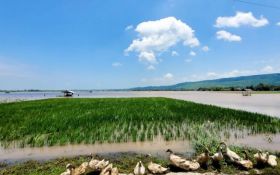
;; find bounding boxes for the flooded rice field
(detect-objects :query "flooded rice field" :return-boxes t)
[0,91,279,163]
[1,134,279,163]
[1,91,280,117]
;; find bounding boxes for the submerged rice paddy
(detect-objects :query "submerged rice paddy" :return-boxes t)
[0,97,280,150]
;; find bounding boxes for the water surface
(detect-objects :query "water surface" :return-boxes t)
[1,91,279,117]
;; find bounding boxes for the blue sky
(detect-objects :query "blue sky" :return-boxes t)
[0,0,279,90]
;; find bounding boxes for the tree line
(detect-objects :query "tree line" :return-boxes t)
[197,83,280,91]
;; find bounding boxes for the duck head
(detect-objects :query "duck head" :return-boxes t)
[242,150,249,160]
[66,163,75,170]
[166,149,173,154]
[145,154,152,158]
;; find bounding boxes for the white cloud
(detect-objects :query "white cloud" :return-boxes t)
[139,51,157,64]
[147,65,156,70]
[112,62,122,67]
[171,51,179,56]
[223,70,250,77]
[207,72,218,77]
[189,51,196,56]
[164,73,173,80]
[185,59,192,63]
[125,17,199,64]
[202,46,209,52]
[125,25,133,31]
[277,22,280,26]
[216,30,241,42]
[215,11,269,28]
[261,65,274,73]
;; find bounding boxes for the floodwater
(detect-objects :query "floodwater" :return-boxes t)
[0,137,192,163]
[0,134,279,163]
[1,91,280,117]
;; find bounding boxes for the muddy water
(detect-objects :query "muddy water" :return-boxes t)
[0,138,192,163]
[228,133,280,151]
[1,134,280,163]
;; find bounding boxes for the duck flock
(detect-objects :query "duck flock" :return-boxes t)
[60,142,278,175]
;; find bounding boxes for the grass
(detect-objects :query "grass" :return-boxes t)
[0,153,168,175]
[0,97,280,148]
[0,152,279,175]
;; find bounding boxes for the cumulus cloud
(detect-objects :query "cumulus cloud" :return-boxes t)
[164,73,174,80]
[112,62,122,67]
[125,25,133,31]
[139,51,157,63]
[171,51,179,56]
[261,65,274,73]
[202,46,209,52]
[277,22,280,26]
[216,30,241,42]
[125,17,199,64]
[189,51,196,56]
[215,11,269,28]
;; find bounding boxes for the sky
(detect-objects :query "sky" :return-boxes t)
[0,0,280,90]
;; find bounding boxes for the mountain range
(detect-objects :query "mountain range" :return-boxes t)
[130,73,280,91]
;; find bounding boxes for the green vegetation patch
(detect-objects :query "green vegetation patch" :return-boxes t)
[0,152,279,175]
[0,98,279,147]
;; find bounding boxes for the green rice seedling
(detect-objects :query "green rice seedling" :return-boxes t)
[0,97,279,148]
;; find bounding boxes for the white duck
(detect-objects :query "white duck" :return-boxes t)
[254,150,269,165]
[187,160,200,171]
[60,164,75,175]
[220,142,241,162]
[147,161,169,174]
[267,154,277,167]
[166,149,200,171]
[211,146,223,162]
[134,161,146,175]
[236,151,253,170]
[100,163,119,175]
[88,154,101,171]
[146,154,168,174]
[96,159,110,171]
[73,162,91,175]
[111,166,119,175]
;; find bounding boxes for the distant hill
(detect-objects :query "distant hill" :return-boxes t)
[131,73,280,91]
